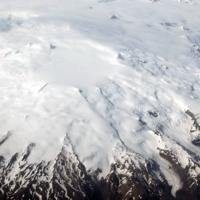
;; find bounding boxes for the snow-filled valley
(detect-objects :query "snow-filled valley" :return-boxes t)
[0,0,200,199]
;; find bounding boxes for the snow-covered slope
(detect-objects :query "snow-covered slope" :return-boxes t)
[0,0,200,199]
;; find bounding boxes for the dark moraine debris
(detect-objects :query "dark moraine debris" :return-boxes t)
[50,43,56,49]
[148,110,159,118]
[110,14,118,20]
[0,131,12,146]
[192,138,200,146]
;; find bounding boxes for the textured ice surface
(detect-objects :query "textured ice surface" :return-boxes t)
[0,0,200,193]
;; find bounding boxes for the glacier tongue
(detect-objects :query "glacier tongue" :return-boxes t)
[0,0,200,199]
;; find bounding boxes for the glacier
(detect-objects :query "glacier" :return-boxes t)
[0,0,200,199]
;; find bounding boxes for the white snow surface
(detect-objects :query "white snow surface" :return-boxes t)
[0,0,200,192]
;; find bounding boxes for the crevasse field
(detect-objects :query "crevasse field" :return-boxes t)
[0,0,200,199]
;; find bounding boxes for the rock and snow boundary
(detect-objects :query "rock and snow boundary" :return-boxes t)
[0,0,200,199]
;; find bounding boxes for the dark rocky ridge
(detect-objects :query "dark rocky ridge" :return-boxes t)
[185,110,200,147]
[0,136,199,200]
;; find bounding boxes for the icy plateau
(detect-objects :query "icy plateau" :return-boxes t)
[0,0,200,199]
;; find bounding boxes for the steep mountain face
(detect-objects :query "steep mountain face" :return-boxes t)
[0,0,200,199]
[0,138,199,200]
